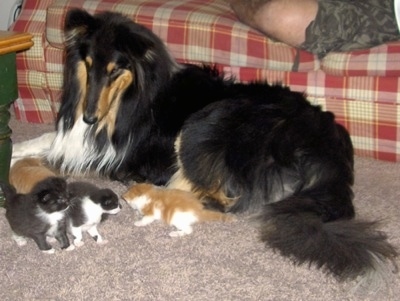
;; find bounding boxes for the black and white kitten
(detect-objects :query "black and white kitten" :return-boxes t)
[1,177,74,254]
[67,181,121,247]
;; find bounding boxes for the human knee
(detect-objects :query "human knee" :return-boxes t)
[231,0,318,47]
[256,0,318,46]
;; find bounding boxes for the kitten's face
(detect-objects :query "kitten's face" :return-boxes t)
[97,189,121,214]
[122,184,153,212]
[127,195,151,212]
[34,178,69,213]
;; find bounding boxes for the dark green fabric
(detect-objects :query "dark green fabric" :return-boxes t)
[0,52,16,207]
[301,0,400,58]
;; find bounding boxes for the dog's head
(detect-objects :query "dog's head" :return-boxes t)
[61,9,179,136]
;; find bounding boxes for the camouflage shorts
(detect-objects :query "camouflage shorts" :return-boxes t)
[301,0,400,57]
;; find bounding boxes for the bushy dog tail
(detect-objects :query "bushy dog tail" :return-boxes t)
[258,194,398,287]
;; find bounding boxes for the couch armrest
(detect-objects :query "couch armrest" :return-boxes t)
[10,0,55,72]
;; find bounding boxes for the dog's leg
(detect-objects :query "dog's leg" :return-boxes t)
[11,132,56,165]
[167,135,193,192]
[168,168,233,212]
[167,168,192,191]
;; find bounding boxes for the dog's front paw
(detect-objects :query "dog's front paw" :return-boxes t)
[12,132,57,160]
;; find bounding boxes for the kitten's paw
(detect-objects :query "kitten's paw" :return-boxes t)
[169,231,187,237]
[96,239,108,245]
[12,235,27,247]
[42,248,56,254]
[74,240,85,248]
[134,221,147,227]
[47,237,57,243]
[65,244,75,251]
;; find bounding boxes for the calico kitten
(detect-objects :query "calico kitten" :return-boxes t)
[10,157,57,194]
[0,177,73,254]
[67,181,121,247]
[122,183,233,237]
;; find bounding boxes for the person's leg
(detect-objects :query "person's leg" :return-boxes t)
[302,0,400,57]
[230,0,318,47]
[231,0,400,58]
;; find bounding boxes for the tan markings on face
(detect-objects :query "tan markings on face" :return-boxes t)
[106,62,116,74]
[85,56,93,68]
[75,60,89,121]
[96,66,134,138]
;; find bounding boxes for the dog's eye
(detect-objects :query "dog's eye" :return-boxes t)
[109,68,119,77]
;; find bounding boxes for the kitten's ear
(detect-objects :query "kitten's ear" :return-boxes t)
[100,191,117,206]
[35,189,52,204]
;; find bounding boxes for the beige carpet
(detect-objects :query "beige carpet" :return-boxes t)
[1,114,399,301]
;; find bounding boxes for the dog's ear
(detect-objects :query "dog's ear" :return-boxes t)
[65,8,96,31]
[64,9,97,44]
[115,23,158,60]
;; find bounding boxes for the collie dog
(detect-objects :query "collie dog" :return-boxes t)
[13,9,397,285]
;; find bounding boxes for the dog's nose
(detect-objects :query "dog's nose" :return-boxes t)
[83,114,98,124]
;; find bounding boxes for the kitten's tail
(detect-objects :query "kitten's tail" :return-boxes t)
[198,209,234,222]
[0,182,17,208]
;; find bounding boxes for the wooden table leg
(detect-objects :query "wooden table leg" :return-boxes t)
[0,31,33,206]
[0,52,17,207]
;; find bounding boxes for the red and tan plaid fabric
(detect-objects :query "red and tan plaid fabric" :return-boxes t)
[9,0,400,162]
[321,43,400,77]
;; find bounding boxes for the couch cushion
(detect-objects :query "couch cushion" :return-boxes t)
[45,0,319,72]
[321,42,400,77]
[45,0,400,77]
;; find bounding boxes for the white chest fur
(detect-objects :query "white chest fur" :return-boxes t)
[80,196,104,228]
[47,117,123,175]
[37,209,65,236]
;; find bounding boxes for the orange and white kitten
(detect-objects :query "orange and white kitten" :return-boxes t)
[9,157,58,194]
[122,183,233,237]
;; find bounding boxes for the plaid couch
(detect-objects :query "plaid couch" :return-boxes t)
[10,0,400,162]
